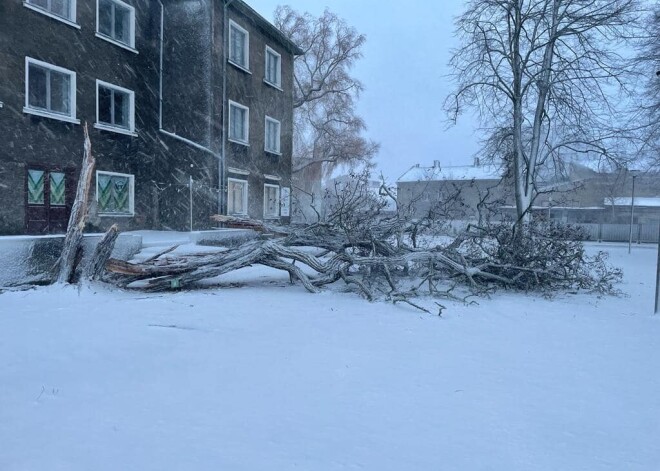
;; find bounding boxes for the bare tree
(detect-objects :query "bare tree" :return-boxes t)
[633,4,660,163]
[274,7,379,202]
[446,0,643,225]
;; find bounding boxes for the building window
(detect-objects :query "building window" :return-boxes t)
[265,116,281,154]
[24,57,78,123]
[97,0,135,50]
[264,46,281,88]
[228,178,248,215]
[49,172,66,206]
[24,0,78,25]
[228,100,249,144]
[229,20,249,70]
[264,184,280,219]
[95,80,135,135]
[27,169,66,206]
[96,171,134,216]
[27,169,45,205]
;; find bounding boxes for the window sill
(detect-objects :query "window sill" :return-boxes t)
[228,60,251,75]
[265,149,282,156]
[227,167,250,175]
[23,107,80,124]
[264,216,280,220]
[228,138,249,147]
[95,32,138,54]
[263,79,283,91]
[23,3,80,29]
[94,123,138,137]
[98,212,135,218]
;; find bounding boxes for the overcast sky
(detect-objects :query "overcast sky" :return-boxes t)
[248,0,481,181]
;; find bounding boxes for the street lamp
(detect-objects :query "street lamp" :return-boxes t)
[628,170,640,254]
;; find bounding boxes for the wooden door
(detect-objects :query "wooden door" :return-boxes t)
[25,167,75,234]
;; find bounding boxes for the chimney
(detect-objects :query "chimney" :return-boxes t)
[474,157,480,167]
[433,160,441,169]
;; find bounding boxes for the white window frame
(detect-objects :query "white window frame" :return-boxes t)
[95,0,137,53]
[227,178,249,216]
[95,79,136,136]
[264,46,282,89]
[228,100,249,145]
[263,183,280,219]
[96,170,135,217]
[228,20,250,72]
[23,0,79,28]
[24,57,79,124]
[264,116,281,155]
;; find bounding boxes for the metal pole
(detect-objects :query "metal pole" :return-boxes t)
[628,175,636,254]
[189,175,193,232]
[655,221,660,314]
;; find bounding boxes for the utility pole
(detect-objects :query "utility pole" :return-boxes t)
[628,171,639,254]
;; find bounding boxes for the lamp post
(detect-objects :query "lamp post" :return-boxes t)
[628,171,639,254]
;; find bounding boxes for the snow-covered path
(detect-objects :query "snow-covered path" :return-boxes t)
[1,244,659,470]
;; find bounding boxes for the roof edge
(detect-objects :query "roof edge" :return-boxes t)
[230,0,304,55]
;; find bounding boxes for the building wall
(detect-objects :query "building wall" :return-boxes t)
[0,0,295,234]
[220,2,294,222]
[397,179,506,220]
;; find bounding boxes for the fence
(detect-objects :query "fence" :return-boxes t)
[573,223,660,243]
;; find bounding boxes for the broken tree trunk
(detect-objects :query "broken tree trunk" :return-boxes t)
[57,123,95,284]
[83,224,119,281]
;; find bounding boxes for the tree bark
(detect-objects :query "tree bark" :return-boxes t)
[57,123,95,284]
[84,224,119,281]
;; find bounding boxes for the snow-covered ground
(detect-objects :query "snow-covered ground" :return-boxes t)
[1,243,659,470]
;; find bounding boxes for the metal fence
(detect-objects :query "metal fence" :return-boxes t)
[573,223,660,243]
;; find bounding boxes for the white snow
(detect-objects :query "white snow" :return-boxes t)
[1,243,659,470]
[605,196,660,207]
[398,164,502,183]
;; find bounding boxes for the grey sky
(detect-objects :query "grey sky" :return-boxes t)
[248,0,481,181]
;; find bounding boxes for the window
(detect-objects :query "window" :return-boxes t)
[97,0,136,50]
[228,100,249,144]
[227,179,248,215]
[95,80,135,135]
[96,171,134,216]
[27,169,45,205]
[264,46,281,88]
[280,187,290,217]
[229,21,249,70]
[24,0,78,25]
[27,169,66,206]
[264,184,280,219]
[264,116,281,154]
[24,57,78,123]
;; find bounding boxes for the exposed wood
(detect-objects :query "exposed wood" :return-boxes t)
[84,224,119,281]
[57,123,96,284]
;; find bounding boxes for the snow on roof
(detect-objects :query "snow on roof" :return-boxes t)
[397,164,502,183]
[605,197,660,207]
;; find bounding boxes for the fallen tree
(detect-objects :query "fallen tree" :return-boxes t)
[49,167,619,311]
[102,212,621,312]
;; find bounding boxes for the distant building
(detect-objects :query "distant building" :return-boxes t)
[398,159,660,226]
[0,0,302,235]
[396,160,505,220]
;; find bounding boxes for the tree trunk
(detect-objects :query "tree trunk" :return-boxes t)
[84,224,119,281]
[57,123,95,284]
